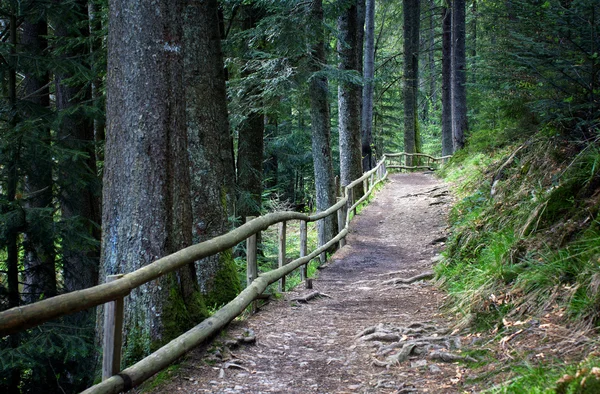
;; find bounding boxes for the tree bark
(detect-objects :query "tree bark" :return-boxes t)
[403,0,421,166]
[102,0,203,363]
[21,17,56,304]
[338,1,364,189]
[452,0,468,150]
[362,0,375,171]
[441,0,454,156]
[309,0,337,253]
[184,0,240,307]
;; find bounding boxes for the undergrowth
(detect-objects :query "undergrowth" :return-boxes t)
[437,126,600,392]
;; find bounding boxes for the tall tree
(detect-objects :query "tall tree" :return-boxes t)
[2,8,22,394]
[428,0,437,112]
[402,0,421,165]
[309,0,337,255]
[21,15,56,304]
[362,0,375,171]
[338,0,364,188]
[101,0,205,363]
[237,4,265,221]
[184,0,240,306]
[441,0,453,156]
[54,0,102,295]
[452,0,467,150]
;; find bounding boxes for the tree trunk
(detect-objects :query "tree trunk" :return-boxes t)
[102,0,204,364]
[441,0,454,156]
[403,0,421,166]
[362,0,375,171]
[429,0,437,111]
[452,0,468,150]
[21,17,56,304]
[55,0,102,295]
[88,0,106,163]
[4,10,21,394]
[184,0,240,307]
[470,0,477,85]
[309,0,337,253]
[237,5,264,221]
[338,1,364,189]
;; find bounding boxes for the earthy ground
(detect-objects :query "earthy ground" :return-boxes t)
[143,173,473,394]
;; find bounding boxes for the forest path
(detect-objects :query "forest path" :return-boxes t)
[145,173,466,394]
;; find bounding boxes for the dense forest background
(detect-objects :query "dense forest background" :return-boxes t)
[0,0,598,392]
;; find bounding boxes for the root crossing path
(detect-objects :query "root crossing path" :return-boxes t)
[148,173,465,394]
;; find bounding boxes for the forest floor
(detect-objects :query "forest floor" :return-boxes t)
[141,173,478,393]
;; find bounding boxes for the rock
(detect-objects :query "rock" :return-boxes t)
[429,364,442,373]
[411,359,428,368]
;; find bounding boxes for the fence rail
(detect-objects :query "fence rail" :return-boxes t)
[0,152,449,394]
[385,151,451,170]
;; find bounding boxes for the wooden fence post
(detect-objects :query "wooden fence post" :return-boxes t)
[335,175,341,197]
[337,197,346,248]
[300,220,308,287]
[102,274,125,381]
[278,221,287,292]
[246,217,258,313]
[363,179,368,196]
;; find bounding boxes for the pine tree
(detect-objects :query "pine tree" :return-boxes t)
[184,0,240,306]
[100,0,205,365]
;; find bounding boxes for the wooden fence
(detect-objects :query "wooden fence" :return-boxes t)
[385,152,452,171]
[0,152,449,394]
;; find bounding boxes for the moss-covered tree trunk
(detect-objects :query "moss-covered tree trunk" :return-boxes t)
[184,0,240,307]
[101,0,205,365]
[403,0,421,167]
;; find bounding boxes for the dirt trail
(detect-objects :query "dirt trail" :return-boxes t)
[146,173,466,394]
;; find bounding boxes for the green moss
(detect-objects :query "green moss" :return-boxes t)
[122,321,151,367]
[161,277,208,347]
[139,364,180,393]
[204,249,242,308]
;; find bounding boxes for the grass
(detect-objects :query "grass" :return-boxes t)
[437,127,600,392]
[479,356,600,394]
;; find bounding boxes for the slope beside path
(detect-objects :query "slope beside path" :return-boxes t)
[144,173,466,394]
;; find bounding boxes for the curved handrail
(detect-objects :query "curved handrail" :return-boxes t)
[0,152,408,394]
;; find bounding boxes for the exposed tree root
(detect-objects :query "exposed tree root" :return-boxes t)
[290,291,331,303]
[428,351,477,363]
[381,271,435,286]
[223,328,256,348]
[361,322,475,368]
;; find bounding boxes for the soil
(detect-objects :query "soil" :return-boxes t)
[141,173,469,393]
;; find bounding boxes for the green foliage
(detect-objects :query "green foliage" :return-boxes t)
[0,318,97,393]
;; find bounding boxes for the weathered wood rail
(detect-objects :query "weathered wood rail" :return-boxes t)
[0,152,448,394]
[386,152,452,171]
